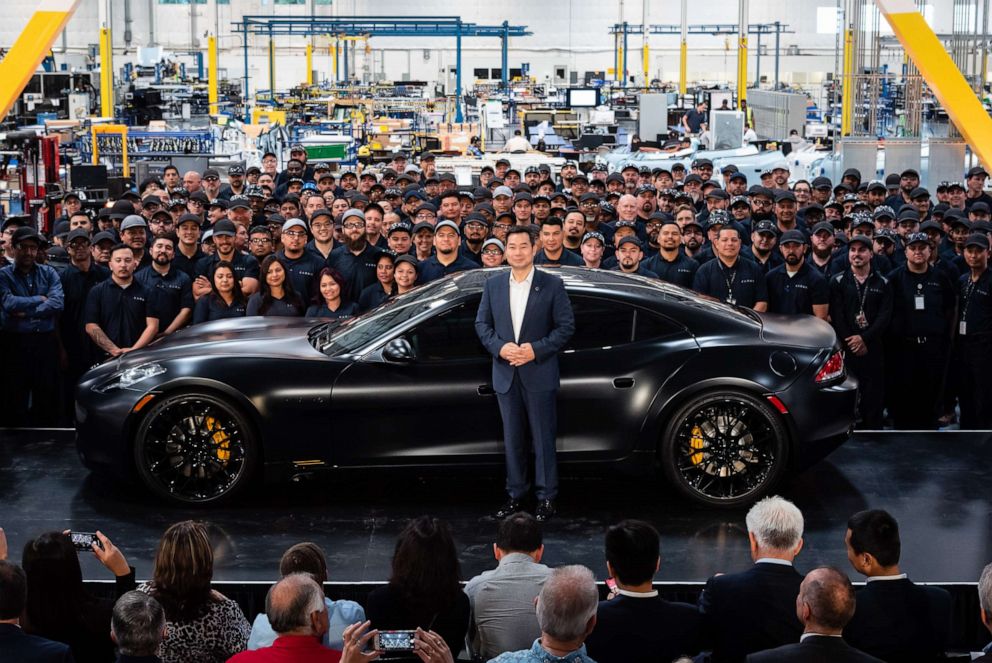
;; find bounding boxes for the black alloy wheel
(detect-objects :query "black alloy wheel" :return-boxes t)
[661,390,788,507]
[134,393,258,504]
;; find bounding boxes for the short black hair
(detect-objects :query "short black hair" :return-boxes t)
[287,159,304,168]
[505,225,534,245]
[717,226,741,240]
[539,217,563,228]
[163,165,179,176]
[110,243,134,257]
[605,520,660,586]
[847,509,901,567]
[496,513,543,553]
[438,190,461,203]
[153,233,178,248]
[0,560,27,619]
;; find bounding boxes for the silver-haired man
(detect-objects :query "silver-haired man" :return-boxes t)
[974,563,992,661]
[112,590,167,662]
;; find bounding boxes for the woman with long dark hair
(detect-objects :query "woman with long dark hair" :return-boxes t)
[366,516,469,656]
[138,520,250,662]
[21,530,136,661]
[358,251,397,311]
[193,261,247,323]
[246,255,303,317]
[306,267,358,319]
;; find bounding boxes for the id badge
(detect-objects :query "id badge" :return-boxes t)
[960,321,968,336]
[914,295,925,310]
[726,296,736,305]
[856,311,868,329]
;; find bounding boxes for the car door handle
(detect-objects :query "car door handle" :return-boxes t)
[477,384,496,396]
[613,378,635,389]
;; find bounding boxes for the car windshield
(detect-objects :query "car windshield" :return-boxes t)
[309,279,462,356]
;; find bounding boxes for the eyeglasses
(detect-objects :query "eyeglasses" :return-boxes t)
[376,264,395,270]
[342,222,365,230]
[283,230,307,238]
[494,223,512,231]
[311,223,332,231]
[204,176,219,182]
[482,249,502,255]
[250,238,272,245]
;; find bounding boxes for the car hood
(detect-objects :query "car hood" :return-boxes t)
[757,312,838,349]
[136,317,325,362]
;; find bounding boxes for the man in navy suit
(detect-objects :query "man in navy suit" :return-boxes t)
[0,560,75,662]
[747,567,882,662]
[697,496,806,662]
[476,225,575,522]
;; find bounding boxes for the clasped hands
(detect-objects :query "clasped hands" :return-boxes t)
[500,342,536,367]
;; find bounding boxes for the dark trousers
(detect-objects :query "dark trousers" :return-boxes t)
[496,372,559,502]
[848,346,885,429]
[2,331,59,427]
[959,335,992,429]
[889,336,949,429]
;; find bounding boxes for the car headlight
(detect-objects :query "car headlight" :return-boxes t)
[93,363,167,393]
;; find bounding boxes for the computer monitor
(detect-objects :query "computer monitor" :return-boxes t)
[568,88,600,108]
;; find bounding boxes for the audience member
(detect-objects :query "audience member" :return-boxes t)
[975,562,992,661]
[249,542,365,650]
[464,513,551,659]
[111,591,167,663]
[747,567,881,662]
[137,520,250,662]
[842,509,952,662]
[366,517,469,657]
[0,559,74,662]
[698,495,805,662]
[585,520,701,663]
[488,565,598,663]
[21,531,136,662]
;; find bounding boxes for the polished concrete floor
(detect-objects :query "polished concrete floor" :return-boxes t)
[1,429,990,584]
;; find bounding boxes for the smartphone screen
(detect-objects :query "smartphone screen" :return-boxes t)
[376,631,416,651]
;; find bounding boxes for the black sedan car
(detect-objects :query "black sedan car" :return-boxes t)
[75,267,858,507]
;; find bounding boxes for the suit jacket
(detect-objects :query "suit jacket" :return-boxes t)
[697,562,804,663]
[475,268,575,394]
[842,578,952,663]
[227,635,342,663]
[0,623,75,663]
[584,594,702,663]
[747,635,883,663]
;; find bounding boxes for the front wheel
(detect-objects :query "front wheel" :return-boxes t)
[660,390,789,507]
[134,393,259,505]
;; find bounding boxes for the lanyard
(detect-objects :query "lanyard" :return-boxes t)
[962,278,979,323]
[720,262,737,302]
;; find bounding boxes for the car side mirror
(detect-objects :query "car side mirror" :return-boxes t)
[383,338,415,363]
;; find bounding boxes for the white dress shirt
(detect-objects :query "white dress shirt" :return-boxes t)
[509,267,534,343]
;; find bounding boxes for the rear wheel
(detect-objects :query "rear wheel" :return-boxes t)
[134,393,259,505]
[660,390,788,507]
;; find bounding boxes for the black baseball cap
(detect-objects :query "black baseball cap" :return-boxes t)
[965,233,990,250]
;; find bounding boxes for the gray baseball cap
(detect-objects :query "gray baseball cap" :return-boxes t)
[119,215,147,231]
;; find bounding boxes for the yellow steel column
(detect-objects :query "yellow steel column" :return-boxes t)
[642,43,650,85]
[737,0,748,104]
[841,26,854,136]
[0,0,81,121]
[208,35,218,115]
[306,43,313,86]
[100,26,113,117]
[679,0,688,95]
[878,0,992,168]
[268,36,275,93]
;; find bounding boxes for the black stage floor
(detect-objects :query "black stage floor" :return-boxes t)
[1,429,991,585]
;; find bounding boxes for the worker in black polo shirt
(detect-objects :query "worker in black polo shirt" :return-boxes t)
[535,217,584,267]
[417,220,478,283]
[192,219,260,299]
[691,226,768,310]
[135,234,193,336]
[84,244,162,358]
[610,237,658,278]
[328,209,382,300]
[743,219,784,274]
[766,230,829,319]
[643,219,698,288]
[885,232,956,429]
[277,218,325,300]
[172,213,204,278]
[956,233,992,428]
[828,235,893,429]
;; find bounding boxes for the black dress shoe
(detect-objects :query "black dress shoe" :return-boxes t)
[535,499,556,522]
[494,499,524,519]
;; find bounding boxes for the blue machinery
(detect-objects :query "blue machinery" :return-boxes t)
[231,16,530,123]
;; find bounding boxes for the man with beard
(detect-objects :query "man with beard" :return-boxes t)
[193,219,260,298]
[635,184,658,222]
[535,218,583,267]
[305,209,336,261]
[885,169,920,210]
[248,225,275,263]
[277,218,325,300]
[682,174,704,211]
[808,221,837,277]
[829,235,893,429]
[681,216,706,261]
[743,220,784,274]
[562,210,586,254]
[726,171,748,197]
[748,186,776,224]
[692,226,768,311]
[135,234,193,335]
[329,209,381,301]
[955,234,992,428]
[419,219,478,283]
[461,214,490,264]
[119,215,152,268]
[218,165,247,200]
[765,230,829,320]
[730,195,754,241]
[611,237,658,277]
[644,219,698,288]
[771,162,790,190]
[810,176,833,206]
[643,212,664,254]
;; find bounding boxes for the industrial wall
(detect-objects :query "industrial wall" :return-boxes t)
[0,0,960,95]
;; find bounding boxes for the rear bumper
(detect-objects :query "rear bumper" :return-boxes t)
[779,372,859,469]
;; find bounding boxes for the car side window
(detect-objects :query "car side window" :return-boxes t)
[407,299,489,362]
[565,296,636,351]
[633,309,685,342]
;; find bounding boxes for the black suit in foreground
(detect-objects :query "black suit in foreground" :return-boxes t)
[0,623,74,662]
[698,562,804,663]
[584,594,702,663]
[842,578,952,663]
[747,635,883,663]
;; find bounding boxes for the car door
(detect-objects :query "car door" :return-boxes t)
[557,293,699,460]
[329,294,504,465]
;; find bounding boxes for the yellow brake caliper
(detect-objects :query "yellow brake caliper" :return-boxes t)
[205,416,231,463]
[689,425,705,465]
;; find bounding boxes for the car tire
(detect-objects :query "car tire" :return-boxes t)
[133,392,260,505]
[660,389,789,508]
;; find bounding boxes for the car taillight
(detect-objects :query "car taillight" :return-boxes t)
[815,350,845,383]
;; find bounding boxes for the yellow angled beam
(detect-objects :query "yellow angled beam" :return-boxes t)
[0,0,81,121]
[877,0,992,169]
[208,35,218,115]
